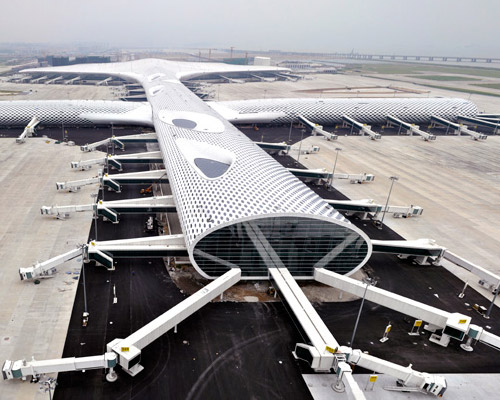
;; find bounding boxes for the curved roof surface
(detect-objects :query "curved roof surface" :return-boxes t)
[23,60,346,253]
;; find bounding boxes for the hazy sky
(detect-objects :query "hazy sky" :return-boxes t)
[1,0,498,57]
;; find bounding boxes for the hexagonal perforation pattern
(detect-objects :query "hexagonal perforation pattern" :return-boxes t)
[0,100,143,125]
[214,97,478,125]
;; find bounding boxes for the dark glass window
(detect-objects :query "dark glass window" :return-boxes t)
[194,158,231,178]
[193,217,368,278]
[172,118,197,129]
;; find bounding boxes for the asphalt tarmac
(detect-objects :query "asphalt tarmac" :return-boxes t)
[16,126,500,399]
[239,123,497,147]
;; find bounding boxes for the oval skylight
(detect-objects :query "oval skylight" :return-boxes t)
[194,158,231,178]
[172,118,197,129]
[176,138,235,180]
[158,110,225,133]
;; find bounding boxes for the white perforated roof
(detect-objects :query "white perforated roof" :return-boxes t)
[22,60,346,252]
[0,100,151,126]
[211,97,478,124]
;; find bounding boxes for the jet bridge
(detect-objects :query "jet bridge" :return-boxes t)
[41,195,177,223]
[276,73,300,81]
[249,74,276,82]
[96,77,113,86]
[19,246,86,280]
[243,221,446,398]
[315,268,500,352]
[2,353,118,382]
[457,115,500,134]
[86,235,188,269]
[288,168,375,184]
[5,269,240,381]
[431,115,487,140]
[342,115,381,140]
[269,265,446,397]
[444,250,500,293]
[325,199,423,220]
[107,268,241,375]
[71,151,163,171]
[477,113,500,119]
[254,141,290,155]
[56,169,168,192]
[16,116,40,144]
[475,114,500,124]
[372,238,446,265]
[44,76,63,85]
[80,132,157,152]
[64,76,81,85]
[386,115,436,141]
[219,75,245,84]
[30,76,48,84]
[298,115,338,141]
[19,235,187,279]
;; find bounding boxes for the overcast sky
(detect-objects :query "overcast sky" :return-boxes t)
[1,0,498,57]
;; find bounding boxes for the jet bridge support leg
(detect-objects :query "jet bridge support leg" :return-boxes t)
[269,267,447,397]
[268,267,366,399]
[6,270,241,382]
[107,268,241,376]
[314,268,500,353]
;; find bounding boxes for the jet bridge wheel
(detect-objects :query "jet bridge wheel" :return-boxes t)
[332,379,345,393]
[106,369,118,383]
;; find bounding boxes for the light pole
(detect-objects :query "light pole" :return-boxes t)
[111,123,115,156]
[60,109,66,142]
[288,120,293,142]
[91,193,98,240]
[378,176,399,230]
[81,251,89,327]
[329,147,342,189]
[350,277,377,348]
[297,129,305,163]
[485,283,500,319]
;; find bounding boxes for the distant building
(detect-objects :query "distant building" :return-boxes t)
[254,56,271,66]
[38,55,111,67]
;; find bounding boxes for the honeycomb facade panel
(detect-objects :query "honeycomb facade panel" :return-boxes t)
[213,97,478,124]
[0,100,147,126]
[24,60,484,279]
